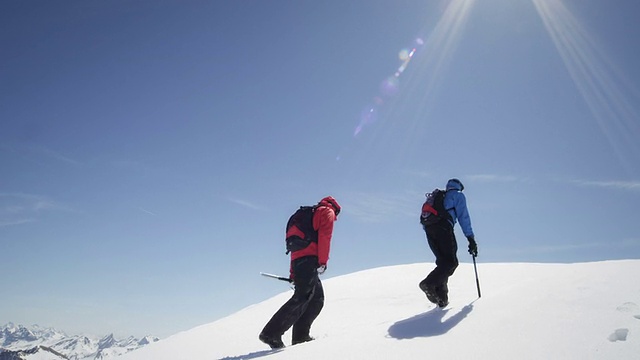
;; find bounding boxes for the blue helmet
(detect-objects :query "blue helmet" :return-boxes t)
[446,178,464,191]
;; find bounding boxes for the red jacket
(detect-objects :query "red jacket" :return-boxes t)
[287,197,340,266]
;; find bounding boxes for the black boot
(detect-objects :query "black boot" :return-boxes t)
[435,284,449,307]
[259,332,285,349]
[419,282,439,305]
[292,335,314,345]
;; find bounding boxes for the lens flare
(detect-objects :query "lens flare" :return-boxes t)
[347,0,476,154]
[380,76,400,96]
[354,106,378,137]
[352,42,422,138]
[399,49,410,61]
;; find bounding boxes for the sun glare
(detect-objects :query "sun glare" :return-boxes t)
[532,0,640,171]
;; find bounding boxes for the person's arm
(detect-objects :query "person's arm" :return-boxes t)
[455,193,474,238]
[314,206,335,266]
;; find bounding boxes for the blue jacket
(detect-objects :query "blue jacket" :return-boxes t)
[443,179,474,238]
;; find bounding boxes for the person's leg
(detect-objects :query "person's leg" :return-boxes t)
[419,227,444,303]
[260,257,317,348]
[420,224,457,305]
[433,226,458,305]
[292,279,324,345]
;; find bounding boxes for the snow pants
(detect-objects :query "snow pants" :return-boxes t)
[260,256,324,343]
[420,221,458,303]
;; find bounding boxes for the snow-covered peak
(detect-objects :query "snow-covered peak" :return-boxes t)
[97,334,116,350]
[135,337,158,346]
[0,325,158,360]
[1,323,38,347]
[31,324,67,341]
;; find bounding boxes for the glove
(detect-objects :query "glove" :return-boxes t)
[317,264,327,275]
[467,235,478,257]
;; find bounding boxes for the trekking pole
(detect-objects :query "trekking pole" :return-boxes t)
[472,255,481,298]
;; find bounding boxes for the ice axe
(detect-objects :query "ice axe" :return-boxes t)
[260,272,293,283]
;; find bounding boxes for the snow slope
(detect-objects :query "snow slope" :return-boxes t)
[119,260,640,360]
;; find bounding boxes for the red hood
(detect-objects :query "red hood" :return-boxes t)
[319,196,341,217]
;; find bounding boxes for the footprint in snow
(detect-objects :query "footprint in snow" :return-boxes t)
[615,302,638,313]
[608,328,629,342]
[615,302,640,320]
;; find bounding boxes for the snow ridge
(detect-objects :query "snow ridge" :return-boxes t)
[119,260,640,360]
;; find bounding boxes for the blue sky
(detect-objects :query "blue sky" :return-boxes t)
[1,0,639,339]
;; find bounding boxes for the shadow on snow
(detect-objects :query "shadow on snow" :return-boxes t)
[387,303,474,339]
[218,348,283,360]
[220,303,475,358]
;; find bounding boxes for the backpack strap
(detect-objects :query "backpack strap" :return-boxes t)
[444,189,457,222]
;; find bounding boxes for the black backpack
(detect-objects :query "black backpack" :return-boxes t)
[420,189,452,227]
[285,205,318,254]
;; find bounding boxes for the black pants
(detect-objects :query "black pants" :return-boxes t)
[419,222,458,303]
[261,256,324,343]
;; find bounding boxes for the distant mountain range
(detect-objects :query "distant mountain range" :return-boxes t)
[0,323,158,360]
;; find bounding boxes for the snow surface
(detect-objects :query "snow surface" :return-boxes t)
[119,260,640,360]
